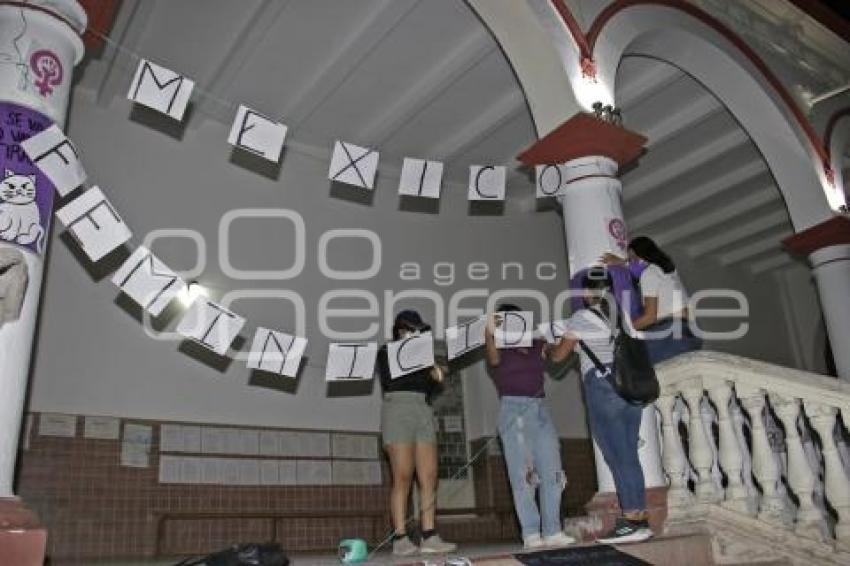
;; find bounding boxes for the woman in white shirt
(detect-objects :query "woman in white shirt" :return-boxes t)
[549,268,652,544]
[604,236,701,364]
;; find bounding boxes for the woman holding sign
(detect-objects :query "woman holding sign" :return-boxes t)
[376,310,457,557]
[485,304,575,550]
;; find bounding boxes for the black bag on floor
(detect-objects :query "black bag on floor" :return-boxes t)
[579,308,659,406]
[174,543,289,566]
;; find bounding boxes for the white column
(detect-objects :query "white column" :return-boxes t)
[556,155,665,492]
[809,244,850,380]
[0,1,86,498]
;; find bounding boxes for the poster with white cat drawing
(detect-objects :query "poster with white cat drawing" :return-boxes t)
[0,102,57,331]
[0,102,56,257]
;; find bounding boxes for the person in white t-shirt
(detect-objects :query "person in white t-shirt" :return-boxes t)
[603,236,701,364]
[549,267,652,544]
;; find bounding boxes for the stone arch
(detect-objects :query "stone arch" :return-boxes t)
[589,2,834,230]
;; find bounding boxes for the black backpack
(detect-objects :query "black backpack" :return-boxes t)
[174,543,289,566]
[578,308,659,406]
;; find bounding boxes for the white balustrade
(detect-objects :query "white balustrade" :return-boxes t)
[655,351,850,551]
[808,402,850,548]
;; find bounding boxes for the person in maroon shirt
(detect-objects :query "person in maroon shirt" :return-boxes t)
[485,304,576,550]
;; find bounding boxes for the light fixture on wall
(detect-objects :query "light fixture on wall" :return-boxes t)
[178,281,208,307]
[592,102,623,126]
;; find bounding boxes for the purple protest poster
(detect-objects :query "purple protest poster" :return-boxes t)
[0,102,56,256]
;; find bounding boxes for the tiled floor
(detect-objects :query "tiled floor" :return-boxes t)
[83,542,521,565]
[88,533,717,565]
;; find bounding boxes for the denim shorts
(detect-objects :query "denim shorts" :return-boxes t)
[380,391,436,445]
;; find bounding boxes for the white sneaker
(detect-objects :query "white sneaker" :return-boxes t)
[392,535,419,556]
[543,532,577,547]
[523,533,544,550]
[419,533,457,554]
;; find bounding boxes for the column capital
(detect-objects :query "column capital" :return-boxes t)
[517,112,647,169]
[783,215,850,257]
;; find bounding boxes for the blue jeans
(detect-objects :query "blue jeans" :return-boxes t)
[583,369,646,512]
[644,318,702,365]
[498,397,565,538]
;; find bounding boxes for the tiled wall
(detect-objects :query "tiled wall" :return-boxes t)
[17,414,391,563]
[15,413,597,563]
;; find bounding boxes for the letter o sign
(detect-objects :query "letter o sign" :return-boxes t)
[318,229,382,280]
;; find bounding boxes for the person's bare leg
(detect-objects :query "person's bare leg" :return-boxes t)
[386,443,415,534]
[414,442,439,531]
[415,442,457,553]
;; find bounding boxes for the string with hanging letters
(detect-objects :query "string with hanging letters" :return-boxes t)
[11,23,585,380]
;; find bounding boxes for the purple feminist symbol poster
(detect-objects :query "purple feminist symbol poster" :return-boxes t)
[0,102,56,256]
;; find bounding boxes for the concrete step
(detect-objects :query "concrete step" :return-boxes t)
[615,532,714,566]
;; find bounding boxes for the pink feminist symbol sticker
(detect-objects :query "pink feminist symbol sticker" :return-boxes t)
[608,218,628,250]
[30,50,64,97]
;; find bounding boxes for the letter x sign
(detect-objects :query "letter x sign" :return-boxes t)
[328,141,379,190]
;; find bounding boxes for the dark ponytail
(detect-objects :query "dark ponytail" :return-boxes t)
[629,236,675,273]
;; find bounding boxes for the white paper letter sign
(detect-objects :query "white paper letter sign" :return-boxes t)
[127,59,194,121]
[387,332,435,378]
[446,317,486,360]
[247,328,307,377]
[328,141,378,189]
[176,299,246,356]
[325,343,378,381]
[111,246,186,316]
[399,158,443,199]
[537,319,568,344]
[227,105,288,163]
[495,311,533,348]
[536,164,567,198]
[20,125,87,197]
[468,165,505,201]
[55,186,132,261]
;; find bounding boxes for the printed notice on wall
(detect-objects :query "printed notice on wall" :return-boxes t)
[84,416,121,440]
[121,423,153,468]
[38,413,77,437]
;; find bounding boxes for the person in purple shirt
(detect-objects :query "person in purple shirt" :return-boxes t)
[485,304,576,551]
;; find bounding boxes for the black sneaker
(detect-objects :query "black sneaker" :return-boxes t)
[596,517,653,544]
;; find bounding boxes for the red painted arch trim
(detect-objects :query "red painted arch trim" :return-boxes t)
[550,0,591,60]
[825,108,850,162]
[576,0,829,171]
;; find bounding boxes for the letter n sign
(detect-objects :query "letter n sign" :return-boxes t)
[127,59,194,121]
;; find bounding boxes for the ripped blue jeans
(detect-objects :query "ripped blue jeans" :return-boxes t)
[498,396,565,538]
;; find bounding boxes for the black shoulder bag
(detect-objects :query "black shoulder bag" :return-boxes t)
[578,308,659,406]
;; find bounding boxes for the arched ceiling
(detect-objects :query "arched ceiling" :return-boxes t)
[73,0,538,192]
[617,55,797,275]
[70,0,839,277]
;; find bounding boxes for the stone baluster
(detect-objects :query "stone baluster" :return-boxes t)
[707,380,751,514]
[700,396,725,501]
[771,394,828,540]
[807,402,850,548]
[739,388,789,526]
[656,392,694,519]
[682,381,718,503]
[731,399,760,514]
